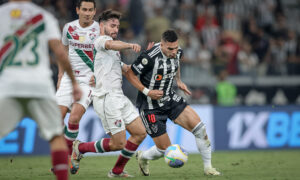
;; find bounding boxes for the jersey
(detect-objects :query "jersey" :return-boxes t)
[0,1,61,99]
[93,35,123,96]
[131,43,183,110]
[61,19,99,84]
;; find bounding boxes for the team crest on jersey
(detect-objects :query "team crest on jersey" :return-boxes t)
[114,120,122,127]
[142,58,148,65]
[10,9,22,18]
[151,124,158,133]
[89,33,97,40]
[91,28,96,32]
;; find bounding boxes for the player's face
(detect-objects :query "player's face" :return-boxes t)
[103,18,120,39]
[76,2,96,25]
[161,40,178,58]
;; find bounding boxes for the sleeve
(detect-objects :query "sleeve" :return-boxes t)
[94,35,112,52]
[131,52,153,75]
[44,13,61,41]
[61,24,69,46]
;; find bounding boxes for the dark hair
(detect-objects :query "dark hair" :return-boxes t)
[98,9,122,23]
[77,0,96,9]
[162,29,178,43]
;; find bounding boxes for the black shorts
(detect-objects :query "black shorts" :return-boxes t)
[139,95,188,138]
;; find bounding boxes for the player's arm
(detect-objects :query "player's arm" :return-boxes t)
[56,45,68,89]
[124,53,163,100]
[49,39,82,101]
[175,63,191,96]
[105,40,141,52]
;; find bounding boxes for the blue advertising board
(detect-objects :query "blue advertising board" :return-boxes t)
[214,105,300,150]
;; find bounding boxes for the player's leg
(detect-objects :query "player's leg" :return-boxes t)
[29,98,69,180]
[136,109,170,176]
[0,98,23,138]
[109,116,147,176]
[64,85,92,157]
[174,105,220,175]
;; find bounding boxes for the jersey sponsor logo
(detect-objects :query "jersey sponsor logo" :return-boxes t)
[132,64,142,74]
[154,74,162,81]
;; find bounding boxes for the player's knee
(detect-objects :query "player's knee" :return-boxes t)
[136,131,147,143]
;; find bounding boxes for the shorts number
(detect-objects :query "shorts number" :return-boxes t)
[147,114,156,123]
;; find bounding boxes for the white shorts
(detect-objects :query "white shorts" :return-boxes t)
[56,81,92,110]
[93,91,139,135]
[0,97,63,141]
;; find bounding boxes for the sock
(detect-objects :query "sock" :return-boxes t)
[192,122,212,168]
[141,145,165,160]
[64,123,79,155]
[79,138,110,153]
[51,150,68,180]
[112,140,138,174]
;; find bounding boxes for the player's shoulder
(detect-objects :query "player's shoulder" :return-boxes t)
[64,19,78,28]
[143,43,161,60]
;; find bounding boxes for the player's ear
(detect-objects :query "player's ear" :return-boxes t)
[76,7,80,15]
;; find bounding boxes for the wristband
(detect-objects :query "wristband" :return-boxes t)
[142,88,150,96]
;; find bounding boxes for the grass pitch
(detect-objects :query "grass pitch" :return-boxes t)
[0,150,299,180]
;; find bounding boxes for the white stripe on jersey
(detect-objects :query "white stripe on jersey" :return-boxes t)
[147,56,159,109]
[166,59,175,96]
[158,59,168,107]
[140,110,152,135]
[148,46,160,58]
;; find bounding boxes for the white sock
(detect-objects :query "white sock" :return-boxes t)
[141,145,165,160]
[192,122,212,169]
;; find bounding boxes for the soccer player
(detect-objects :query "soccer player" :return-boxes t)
[0,1,82,180]
[125,29,221,176]
[55,0,99,169]
[70,9,147,178]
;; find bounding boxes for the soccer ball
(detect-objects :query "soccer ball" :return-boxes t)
[164,144,188,168]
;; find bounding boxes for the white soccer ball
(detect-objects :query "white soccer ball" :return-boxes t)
[164,144,188,168]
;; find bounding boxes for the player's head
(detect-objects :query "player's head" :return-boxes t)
[76,0,96,26]
[161,30,179,59]
[98,9,121,39]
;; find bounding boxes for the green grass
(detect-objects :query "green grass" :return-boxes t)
[0,150,299,180]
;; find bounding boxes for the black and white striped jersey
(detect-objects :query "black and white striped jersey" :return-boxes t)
[131,43,183,110]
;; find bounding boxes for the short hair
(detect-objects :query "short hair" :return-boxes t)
[77,0,96,9]
[162,30,178,43]
[98,9,122,23]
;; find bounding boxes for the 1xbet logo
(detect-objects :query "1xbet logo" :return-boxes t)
[227,112,300,149]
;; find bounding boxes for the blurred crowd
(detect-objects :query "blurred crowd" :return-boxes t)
[2,0,299,105]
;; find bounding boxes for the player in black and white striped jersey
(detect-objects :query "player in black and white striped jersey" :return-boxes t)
[126,29,220,177]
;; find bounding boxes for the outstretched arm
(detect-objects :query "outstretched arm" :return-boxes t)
[175,66,191,96]
[124,68,163,100]
[105,40,141,52]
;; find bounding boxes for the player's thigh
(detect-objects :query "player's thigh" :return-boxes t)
[140,109,168,138]
[121,96,144,133]
[103,93,126,135]
[75,84,92,110]
[28,98,63,141]
[174,105,201,132]
[0,98,23,138]
[56,82,73,110]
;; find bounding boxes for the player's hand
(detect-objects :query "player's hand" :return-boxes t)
[130,43,141,52]
[89,75,96,87]
[72,83,82,101]
[146,42,154,50]
[148,90,164,100]
[177,81,191,96]
[122,64,131,73]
